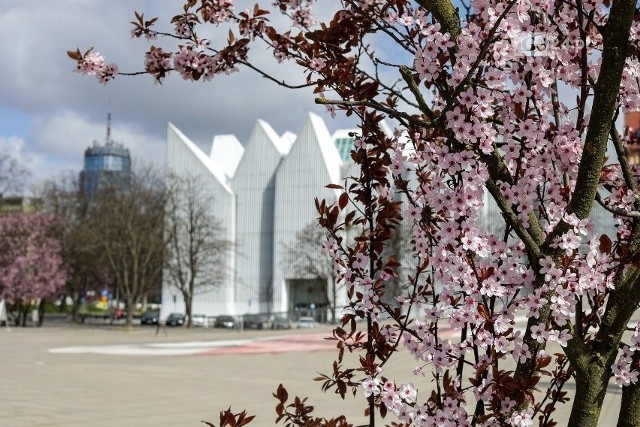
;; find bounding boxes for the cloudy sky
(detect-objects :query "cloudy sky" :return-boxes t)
[0,1,356,188]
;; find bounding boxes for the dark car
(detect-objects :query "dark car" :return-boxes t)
[166,313,185,326]
[214,315,236,329]
[140,310,160,325]
[271,315,292,329]
[244,314,269,329]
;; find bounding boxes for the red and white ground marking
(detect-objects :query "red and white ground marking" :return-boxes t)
[201,333,336,355]
[49,333,336,357]
[49,322,471,357]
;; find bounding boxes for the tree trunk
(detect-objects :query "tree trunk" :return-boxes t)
[124,298,134,328]
[185,296,192,328]
[71,292,81,323]
[37,299,46,327]
[20,305,28,327]
[619,382,640,427]
[141,292,148,312]
[567,363,611,427]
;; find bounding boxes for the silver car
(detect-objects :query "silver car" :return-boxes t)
[295,316,317,329]
[191,314,209,327]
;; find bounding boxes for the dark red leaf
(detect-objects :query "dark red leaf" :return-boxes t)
[599,234,612,253]
[326,183,344,189]
[339,192,348,210]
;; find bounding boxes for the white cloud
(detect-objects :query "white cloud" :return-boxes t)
[0,135,49,186]
[0,136,27,160]
[0,1,358,187]
[29,110,165,172]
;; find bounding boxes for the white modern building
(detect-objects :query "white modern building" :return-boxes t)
[162,113,357,319]
[162,110,622,321]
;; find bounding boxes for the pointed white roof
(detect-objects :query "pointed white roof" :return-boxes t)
[209,134,245,179]
[380,120,393,137]
[167,122,233,194]
[279,131,296,155]
[250,119,292,156]
[306,112,343,185]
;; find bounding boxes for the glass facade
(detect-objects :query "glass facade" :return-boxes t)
[80,144,131,197]
[334,137,354,161]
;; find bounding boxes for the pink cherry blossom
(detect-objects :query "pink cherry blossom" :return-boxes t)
[72,1,640,424]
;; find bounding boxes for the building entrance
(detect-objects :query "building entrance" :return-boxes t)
[287,278,329,322]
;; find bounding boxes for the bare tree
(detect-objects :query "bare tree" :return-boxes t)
[164,174,232,328]
[89,167,166,328]
[281,222,337,324]
[0,149,28,197]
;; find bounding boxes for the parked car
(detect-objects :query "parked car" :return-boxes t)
[244,314,269,329]
[166,313,185,326]
[295,316,317,329]
[271,315,292,329]
[191,314,209,327]
[140,310,160,325]
[214,315,236,329]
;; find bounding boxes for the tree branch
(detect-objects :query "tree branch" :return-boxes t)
[544,0,636,250]
[399,65,437,123]
[566,0,636,221]
[610,123,638,194]
[485,177,543,262]
[415,0,461,40]
[315,97,429,128]
[595,192,640,218]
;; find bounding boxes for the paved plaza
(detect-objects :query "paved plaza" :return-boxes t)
[0,324,371,427]
[0,323,624,426]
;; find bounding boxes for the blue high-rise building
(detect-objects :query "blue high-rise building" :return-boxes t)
[79,114,131,197]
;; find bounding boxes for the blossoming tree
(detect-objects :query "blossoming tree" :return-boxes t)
[0,213,67,326]
[72,0,640,426]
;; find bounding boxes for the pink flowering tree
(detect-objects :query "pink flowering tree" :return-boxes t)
[0,213,67,326]
[73,1,640,426]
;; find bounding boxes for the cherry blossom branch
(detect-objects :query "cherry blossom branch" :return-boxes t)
[371,58,423,108]
[566,0,636,221]
[610,122,638,194]
[399,66,437,123]
[480,148,546,246]
[415,0,461,40]
[236,58,315,89]
[442,0,518,115]
[118,71,151,76]
[484,177,542,262]
[362,150,376,427]
[534,356,572,423]
[344,0,417,55]
[575,1,594,137]
[314,98,428,128]
[71,2,640,425]
[594,192,640,219]
[361,52,422,111]
[545,0,636,256]
[557,0,605,31]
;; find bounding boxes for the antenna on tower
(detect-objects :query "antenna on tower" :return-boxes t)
[105,98,113,146]
[105,112,112,146]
